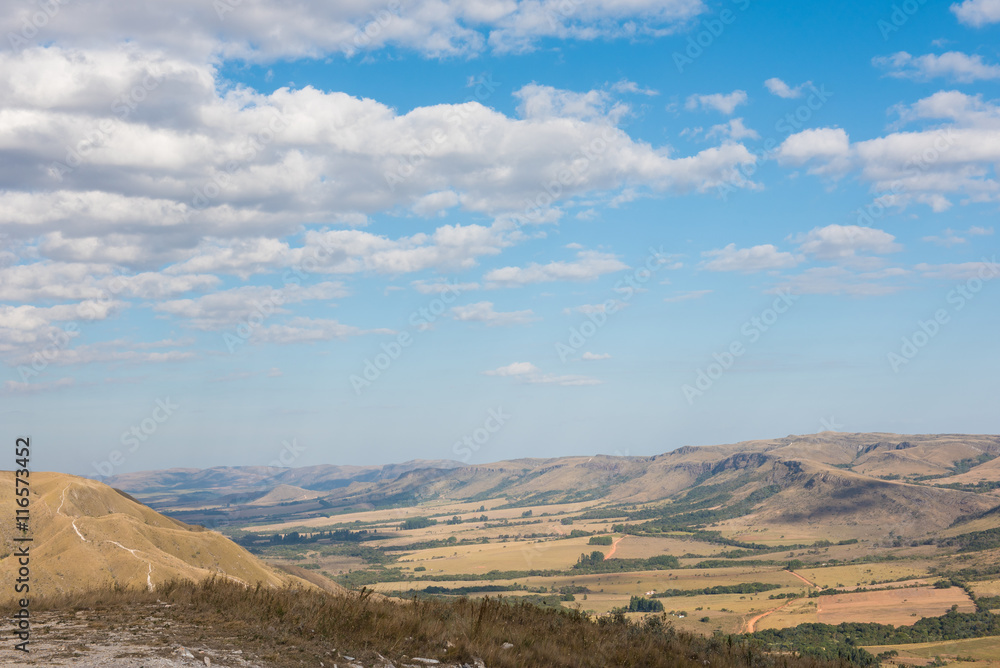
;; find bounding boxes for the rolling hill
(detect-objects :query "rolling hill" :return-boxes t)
[132,433,1000,542]
[0,471,336,596]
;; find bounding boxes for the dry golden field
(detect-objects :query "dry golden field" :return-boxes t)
[815,586,976,625]
[862,635,1000,666]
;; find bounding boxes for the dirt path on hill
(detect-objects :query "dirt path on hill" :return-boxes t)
[743,600,792,633]
[604,536,625,559]
[55,484,157,592]
[788,570,817,587]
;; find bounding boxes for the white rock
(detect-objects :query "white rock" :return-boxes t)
[500,642,514,650]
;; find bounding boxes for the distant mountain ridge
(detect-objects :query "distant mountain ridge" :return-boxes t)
[107,433,1000,541]
[100,458,463,507]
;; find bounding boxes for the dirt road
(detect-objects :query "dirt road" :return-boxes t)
[744,600,792,633]
[604,536,625,559]
[788,570,817,587]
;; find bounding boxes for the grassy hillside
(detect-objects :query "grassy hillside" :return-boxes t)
[8,577,863,668]
[0,471,329,596]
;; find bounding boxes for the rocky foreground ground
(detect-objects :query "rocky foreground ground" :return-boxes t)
[0,607,488,667]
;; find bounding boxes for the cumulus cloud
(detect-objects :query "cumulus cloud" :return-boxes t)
[922,225,992,246]
[874,51,1000,82]
[249,317,392,344]
[0,48,757,270]
[701,244,801,272]
[581,352,611,360]
[685,90,748,115]
[154,282,349,330]
[483,361,601,385]
[764,77,808,99]
[915,260,1000,280]
[484,251,628,287]
[450,301,537,326]
[792,225,901,264]
[775,92,1000,209]
[951,0,1000,26]
[1,0,708,61]
[610,79,658,96]
[2,377,76,396]
[706,118,759,141]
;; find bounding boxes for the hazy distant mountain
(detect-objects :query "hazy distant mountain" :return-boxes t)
[101,459,463,508]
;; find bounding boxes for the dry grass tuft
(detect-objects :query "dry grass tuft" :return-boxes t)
[13,577,862,667]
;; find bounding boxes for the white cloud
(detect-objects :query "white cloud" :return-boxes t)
[0,0,708,61]
[515,83,626,123]
[0,48,757,275]
[0,300,123,356]
[764,77,808,99]
[951,0,1000,26]
[793,225,901,264]
[483,361,601,386]
[484,361,538,377]
[874,51,1000,83]
[774,92,1000,210]
[610,79,658,96]
[485,251,628,287]
[154,282,349,330]
[6,339,195,368]
[450,301,537,326]
[776,128,851,172]
[581,352,611,360]
[685,90,748,115]
[252,317,394,344]
[915,260,1000,280]
[706,118,759,141]
[701,244,800,272]
[2,377,76,395]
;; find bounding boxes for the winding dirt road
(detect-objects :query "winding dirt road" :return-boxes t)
[604,535,625,559]
[788,570,817,587]
[743,599,792,633]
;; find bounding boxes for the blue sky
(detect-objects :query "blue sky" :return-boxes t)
[1,0,998,477]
